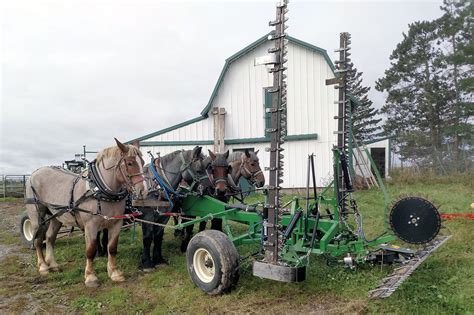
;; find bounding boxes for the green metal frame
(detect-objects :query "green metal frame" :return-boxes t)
[172,149,396,268]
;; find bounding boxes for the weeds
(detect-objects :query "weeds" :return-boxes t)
[0,178,472,314]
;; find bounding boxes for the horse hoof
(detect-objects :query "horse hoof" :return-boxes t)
[39,265,49,275]
[110,271,125,282]
[49,265,60,272]
[153,258,169,266]
[142,267,155,273]
[85,279,100,288]
[85,274,99,287]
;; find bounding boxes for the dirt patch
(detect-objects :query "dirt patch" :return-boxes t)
[0,201,68,314]
[0,201,27,260]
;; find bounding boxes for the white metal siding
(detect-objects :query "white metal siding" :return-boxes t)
[227,140,334,188]
[140,39,343,187]
[211,44,271,139]
[142,41,337,143]
[141,144,214,160]
[146,117,213,142]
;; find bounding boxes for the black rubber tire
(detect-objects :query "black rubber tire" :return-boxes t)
[19,212,34,249]
[186,230,239,295]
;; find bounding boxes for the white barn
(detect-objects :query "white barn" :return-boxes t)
[128,35,389,188]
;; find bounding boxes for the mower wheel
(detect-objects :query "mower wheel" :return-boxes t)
[186,230,239,295]
[20,212,35,248]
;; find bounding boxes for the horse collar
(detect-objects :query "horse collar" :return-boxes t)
[89,160,128,202]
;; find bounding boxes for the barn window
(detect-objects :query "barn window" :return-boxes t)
[264,88,272,137]
[233,148,254,154]
[264,88,286,137]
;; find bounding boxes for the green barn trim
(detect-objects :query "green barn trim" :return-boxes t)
[139,133,318,147]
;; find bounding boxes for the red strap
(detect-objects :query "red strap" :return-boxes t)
[441,213,474,221]
[108,212,143,219]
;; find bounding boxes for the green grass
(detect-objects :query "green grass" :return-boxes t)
[0,197,22,202]
[1,177,473,314]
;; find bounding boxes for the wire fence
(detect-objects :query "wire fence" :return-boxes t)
[0,175,30,198]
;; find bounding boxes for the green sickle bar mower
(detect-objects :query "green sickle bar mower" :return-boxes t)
[151,0,450,298]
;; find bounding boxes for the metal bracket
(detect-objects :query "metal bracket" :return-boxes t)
[253,261,306,283]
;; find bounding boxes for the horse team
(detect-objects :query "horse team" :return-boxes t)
[25,139,264,287]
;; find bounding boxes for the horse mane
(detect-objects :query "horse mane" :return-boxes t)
[160,150,184,165]
[96,145,142,163]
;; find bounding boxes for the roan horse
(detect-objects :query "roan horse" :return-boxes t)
[139,146,211,271]
[25,139,147,287]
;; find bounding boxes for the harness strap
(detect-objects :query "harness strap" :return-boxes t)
[155,158,173,188]
[149,158,181,210]
[89,160,128,202]
[178,151,208,192]
[227,174,241,192]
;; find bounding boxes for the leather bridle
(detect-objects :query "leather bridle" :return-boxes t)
[240,156,263,185]
[101,154,146,194]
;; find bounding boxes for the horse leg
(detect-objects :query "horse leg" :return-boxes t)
[141,208,155,272]
[210,196,227,232]
[106,221,125,282]
[173,216,183,237]
[210,218,223,231]
[27,204,49,275]
[96,229,108,257]
[44,218,62,272]
[198,220,207,232]
[84,224,99,287]
[152,215,169,265]
[180,218,194,253]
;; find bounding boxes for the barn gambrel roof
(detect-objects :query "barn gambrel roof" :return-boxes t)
[128,34,357,144]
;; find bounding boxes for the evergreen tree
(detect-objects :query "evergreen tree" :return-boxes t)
[347,70,382,142]
[376,21,451,171]
[436,0,473,170]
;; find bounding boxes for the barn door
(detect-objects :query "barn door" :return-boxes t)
[370,148,386,178]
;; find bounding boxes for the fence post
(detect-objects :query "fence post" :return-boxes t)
[2,175,6,199]
[23,175,26,195]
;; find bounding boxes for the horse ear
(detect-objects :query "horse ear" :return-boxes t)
[193,146,202,158]
[255,149,259,155]
[114,138,129,154]
[223,150,230,159]
[244,149,251,158]
[208,149,216,160]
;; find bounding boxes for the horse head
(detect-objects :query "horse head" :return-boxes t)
[206,150,231,197]
[97,138,148,198]
[180,146,208,186]
[240,149,265,188]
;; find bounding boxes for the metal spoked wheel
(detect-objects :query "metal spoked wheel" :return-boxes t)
[20,212,34,248]
[186,230,240,295]
[193,248,215,283]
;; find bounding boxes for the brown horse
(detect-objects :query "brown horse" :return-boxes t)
[25,139,147,287]
[228,149,265,189]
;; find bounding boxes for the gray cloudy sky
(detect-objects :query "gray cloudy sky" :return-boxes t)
[1,0,442,174]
